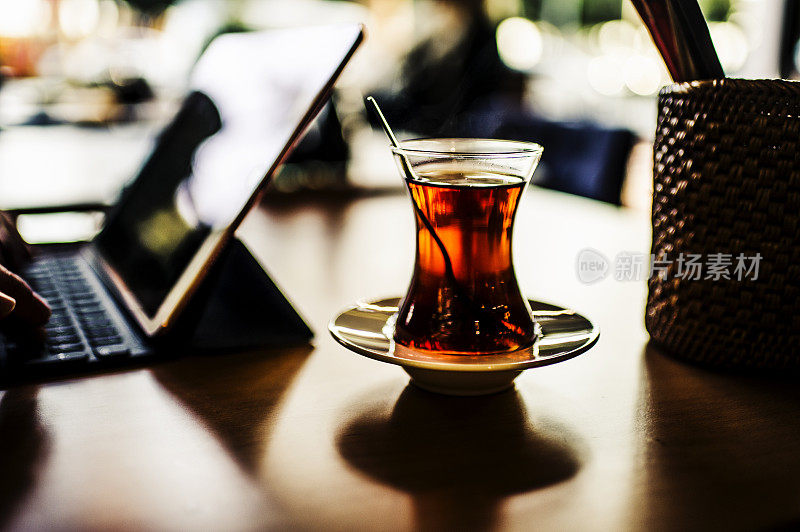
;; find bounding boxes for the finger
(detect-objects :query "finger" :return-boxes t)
[0,265,50,325]
[0,291,15,319]
[0,213,31,264]
[0,214,31,271]
[0,238,29,273]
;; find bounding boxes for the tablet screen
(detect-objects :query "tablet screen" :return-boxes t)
[94,25,362,322]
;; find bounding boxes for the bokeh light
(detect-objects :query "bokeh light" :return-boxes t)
[624,54,662,95]
[587,54,626,96]
[597,19,637,55]
[59,0,101,40]
[0,0,49,38]
[709,21,748,72]
[496,17,543,72]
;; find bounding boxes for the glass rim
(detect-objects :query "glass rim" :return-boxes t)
[390,138,543,159]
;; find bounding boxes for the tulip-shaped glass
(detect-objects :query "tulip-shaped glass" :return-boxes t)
[391,138,543,355]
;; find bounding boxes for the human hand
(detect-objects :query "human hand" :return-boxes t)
[0,213,50,325]
[0,211,31,271]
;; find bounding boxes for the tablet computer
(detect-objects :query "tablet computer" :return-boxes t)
[0,24,364,377]
[94,23,364,336]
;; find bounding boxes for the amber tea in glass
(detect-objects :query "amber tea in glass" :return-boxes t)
[391,139,543,355]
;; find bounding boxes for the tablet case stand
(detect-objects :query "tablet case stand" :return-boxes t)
[161,237,313,352]
[8,205,313,354]
[0,235,311,386]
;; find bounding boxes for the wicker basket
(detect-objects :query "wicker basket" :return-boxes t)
[646,78,800,370]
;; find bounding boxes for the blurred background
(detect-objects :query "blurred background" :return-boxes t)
[0,0,797,241]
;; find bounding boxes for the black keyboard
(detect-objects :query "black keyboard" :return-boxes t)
[1,254,150,371]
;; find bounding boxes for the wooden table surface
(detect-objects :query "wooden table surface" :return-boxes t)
[1,187,799,531]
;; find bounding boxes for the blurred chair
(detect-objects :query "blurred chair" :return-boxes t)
[497,116,635,205]
[457,98,636,205]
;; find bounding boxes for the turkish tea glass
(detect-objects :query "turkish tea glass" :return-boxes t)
[391,138,543,355]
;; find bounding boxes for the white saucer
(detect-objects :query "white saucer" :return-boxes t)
[329,297,599,395]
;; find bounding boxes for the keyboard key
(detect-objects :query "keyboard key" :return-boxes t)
[45,322,75,330]
[81,318,113,328]
[64,287,91,296]
[47,342,85,353]
[47,318,73,328]
[86,326,118,338]
[37,287,58,296]
[47,334,81,344]
[76,308,105,316]
[28,351,89,368]
[90,335,123,347]
[74,303,106,321]
[75,307,103,316]
[47,329,80,339]
[94,345,130,359]
[44,324,74,333]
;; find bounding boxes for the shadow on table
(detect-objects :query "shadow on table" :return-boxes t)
[634,342,800,530]
[0,386,48,529]
[336,385,582,531]
[152,345,312,477]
